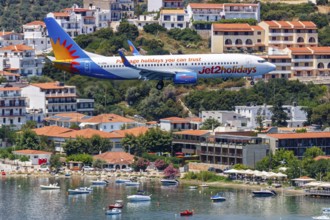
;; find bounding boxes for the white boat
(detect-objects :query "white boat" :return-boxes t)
[252,189,277,197]
[313,215,330,220]
[125,181,140,186]
[105,208,122,215]
[200,183,209,188]
[79,187,93,192]
[210,193,226,202]
[40,183,60,190]
[115,179,131,183]
[160,179,179,186]
[188,185,198,189]
[127,194,151,202]
[68,187,92,195]
[323,208,330,215]
[92,179,108,185]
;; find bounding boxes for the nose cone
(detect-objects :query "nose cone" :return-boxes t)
[268,63,276,72]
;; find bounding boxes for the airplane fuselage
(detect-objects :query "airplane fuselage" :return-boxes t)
[73,53,275,80]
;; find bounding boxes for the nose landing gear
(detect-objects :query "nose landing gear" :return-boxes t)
[156,80,164,90]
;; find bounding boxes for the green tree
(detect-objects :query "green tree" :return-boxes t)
[63,136,92,156]
[121,133,142,156]
[117,21,139,41]
[19,155,29,165]
[271,99,288,127]
[200,118,221,130]
[90,135,112,154]
[140,128,172,153]
[49,154,62,170]
[93,159,106,169]
[132,157,149,171]
[66,153,93,165]
[310,103,330,127]
[255,107,265,132]
[143,23,167,35]
[21,120,37,130]
[16,129,40,150]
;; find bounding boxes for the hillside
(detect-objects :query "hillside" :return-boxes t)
[0,0,82,31]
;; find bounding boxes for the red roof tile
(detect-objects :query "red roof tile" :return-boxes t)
[58,128,119,139]
[174,130,210,136]
[33,126,73,137]
[82,114,136,124]
[0,44,33,52]
[24,21,45,27]
[188,3,224,9]
[93,152,134,164]
[14,149,52,155]
[266,132,330,139]
[111,127,149,138]
[213,23,253,32]
[31,82,73,90]
[0,87,20,91]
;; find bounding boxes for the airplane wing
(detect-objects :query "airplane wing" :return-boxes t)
[118,50,175,80]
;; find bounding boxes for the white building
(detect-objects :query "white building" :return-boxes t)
[22,21,51,55]
[0,87,26,130]
[201,110,247,128]
[77,98,94,115]
[0,71,20,82]
[128,14,158,30]
[0,44,44,76]
[235,104,307,129]
[0,31,24,48]
[13,149,52,165]
[21,82,77,117]
[79,113,139,132]
[110,0,134,21]
[160,117,202,131]
[148,0,162,12]
[187,3,260,24]
[159,9,189,30]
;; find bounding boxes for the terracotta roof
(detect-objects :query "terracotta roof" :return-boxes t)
[63,8,91,12]
[265,55,291,59]
[0,71,20,76]
[251,25,264,31]
[14,149,52,155]
[0,44,33,52]
[24,21,45,27]
[111,126,149,138]
[160,9,186,14]
[32,126,73,137]
[0,31,15,37]
[57,128,119,139]
[186,117,202,123]
[188,3,223,9]
[174,130,210,136]
[160,117,189,123]
[213,23,253,32]
[44,113,87,123]
[266,132,330,139]
[289,47,330,55]
[224,3,258,6]
[83,114,136,124]
[31,82,72,90]
[0,87,20,91]
[52,12,70,17]
[93,152,134,165]
[263,21,317,29]
[314,155,330,161]
[146,121,158,125]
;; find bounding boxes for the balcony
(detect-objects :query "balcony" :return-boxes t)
[0,113,25,117]
[291,58,313,62]
[0,103,26,108]
[269,32,294,37]
[291,66,314,71]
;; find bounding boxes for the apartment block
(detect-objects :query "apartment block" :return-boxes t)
[163,0,184,9]
[110,0,134,21]
[21,82,77,117]
[0,31,24,48]
[201,110,247,128]
[0,45,44,76]
[211,23,265,53]
[261,54,292,79]
[159,9,189,29]
[23,21,51,55]
[259,21,318,50]
[77,98,94,115]
[84,0,111,10]
[0,87,26,129]
[187,3,260,30]
[160,117,202,131]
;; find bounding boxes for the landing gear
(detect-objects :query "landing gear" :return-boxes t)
[250,80,255,86]
[156,80,164,90]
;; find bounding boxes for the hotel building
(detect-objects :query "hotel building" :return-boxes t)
[159,9,189,29]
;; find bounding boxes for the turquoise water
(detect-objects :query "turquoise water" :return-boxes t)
[0,176,328,220]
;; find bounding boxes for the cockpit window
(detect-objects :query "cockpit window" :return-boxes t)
[258,60,267,63]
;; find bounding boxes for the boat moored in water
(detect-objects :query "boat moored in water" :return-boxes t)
[160,179,179,186]
[109,200,124,209]
[68,187,92,195]
[105,208,122,215]
[40,183,60,190]
[252,189,277,197]
[92,179,108,185]
[210,193,226,202]
[312,215,330,220]
[323,208,330,215]
[115,179,131,184]
[127,194,151,202]
[180,210,193,216]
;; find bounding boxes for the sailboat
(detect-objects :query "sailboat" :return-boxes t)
[199,171,209,188]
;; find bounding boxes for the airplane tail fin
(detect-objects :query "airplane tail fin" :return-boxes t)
[127,40,141,56]
[44,17,89,61]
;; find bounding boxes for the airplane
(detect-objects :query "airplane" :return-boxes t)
[44,17,276,90]
[127,40,141,56]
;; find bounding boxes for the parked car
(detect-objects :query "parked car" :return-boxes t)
[121,167,133,172]
[82,166,94,171]
[104,167,116,172]
[39,165,50,172]
[208,167,223,173]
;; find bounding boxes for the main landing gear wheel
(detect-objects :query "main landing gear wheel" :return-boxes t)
[156,80,164,90]
[250,80,255,85]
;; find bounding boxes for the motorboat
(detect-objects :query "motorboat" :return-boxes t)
[65,173,71,178]
[109,200,124,209]
[210,193,226,202]
[199,183,209,188]
[312,215,330,220]
[115,179,131,183]
[180,210,193,216]
[68,187,92,195]
[92,179,108,185]
[323,208,330,215]
[40,183,60,190]
[252,189,277,197]
[105,208,122,215]
[127,194,151,202]
[160,179,179,186]
[188,185,198,190]
[125,181,140,186]
[79,187,93,192]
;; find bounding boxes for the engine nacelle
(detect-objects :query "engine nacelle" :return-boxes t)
[173,72,197,84]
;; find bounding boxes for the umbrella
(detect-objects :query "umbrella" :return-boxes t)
[224,169,239,174]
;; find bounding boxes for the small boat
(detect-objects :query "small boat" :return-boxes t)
[92,179,108,185]
[323,208,330,215]
[68,187,92,195]
[125,181,140,186]
[160,179,179,186]
[210,193,226,202]
[109,200,124,209]
[188,185,198,190]
[79,187,93,192]
[180,210,193,216]
[105,208,122,215]
[312,215,330,220]
[40,183,60,190]
[252,189,277,197]
[127,194,151,202]
[65,173,71,178]
[199,183,209,188]
[115,179,131,183]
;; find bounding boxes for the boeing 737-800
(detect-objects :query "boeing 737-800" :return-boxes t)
[44,17,276,90]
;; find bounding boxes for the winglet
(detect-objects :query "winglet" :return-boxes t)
[127,40,141,56]
[118,50,135,68]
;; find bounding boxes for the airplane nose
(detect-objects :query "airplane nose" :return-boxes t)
[269,63,276,71]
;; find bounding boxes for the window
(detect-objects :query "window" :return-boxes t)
[257,31,261,35]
